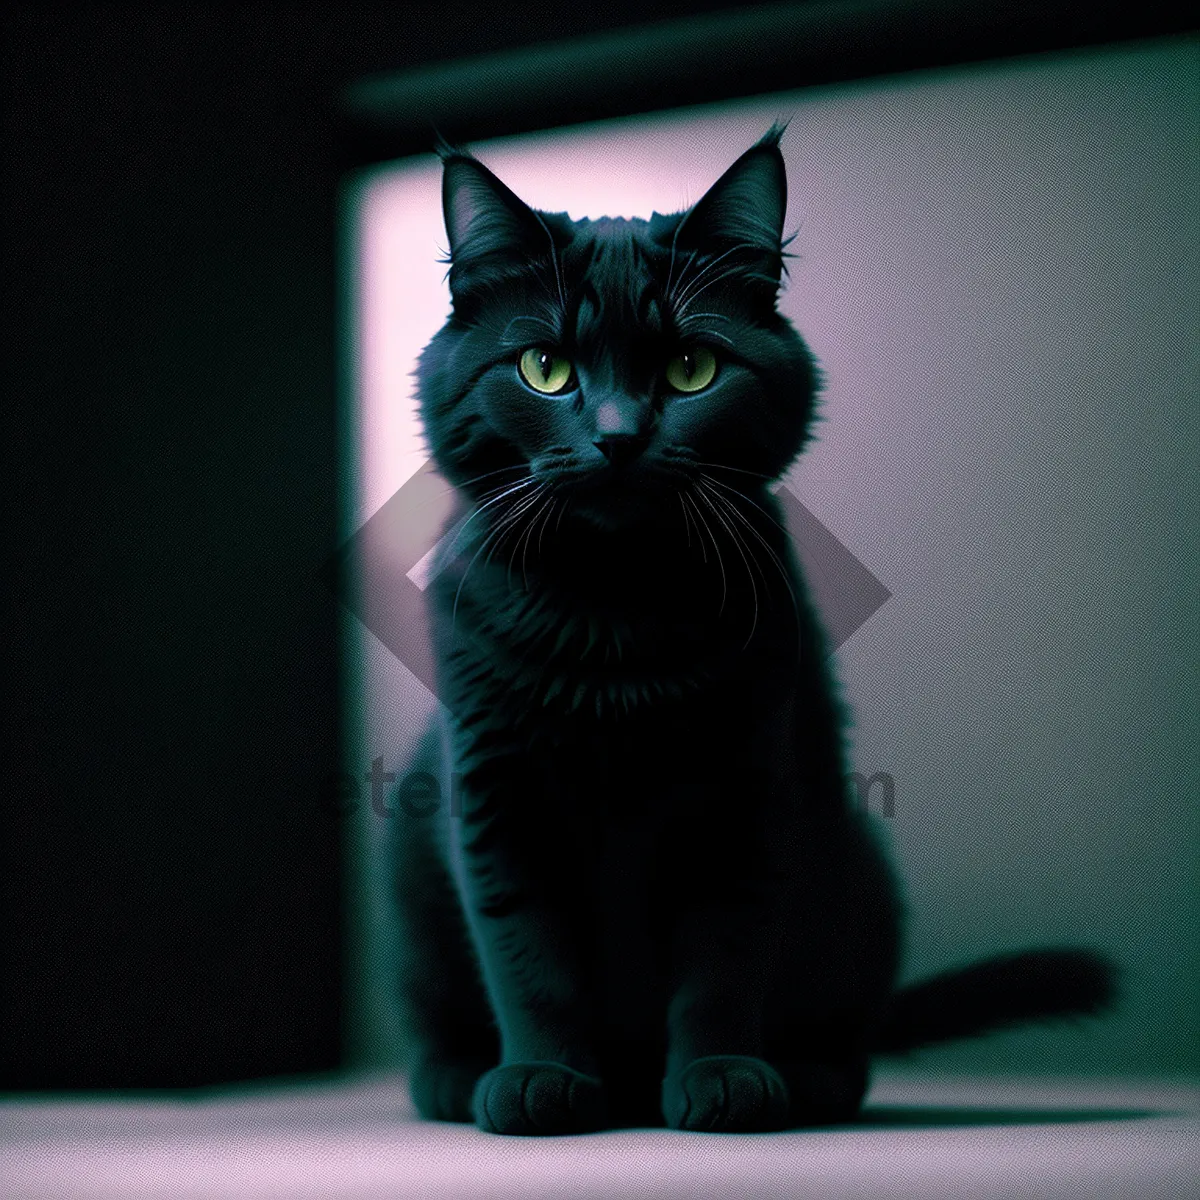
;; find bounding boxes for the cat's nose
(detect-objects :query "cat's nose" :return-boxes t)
[593,432,649,468]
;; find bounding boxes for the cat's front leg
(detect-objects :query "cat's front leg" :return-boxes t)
[660,886,791,1133]
[659,763,794,1133]
[452,756,607,1135]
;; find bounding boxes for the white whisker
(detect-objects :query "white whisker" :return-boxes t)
[684,490,725,613]
[514,494,555,590]
[444,477,538,562]
[686,460,776,484]
[702,474,803,652]
[677,490,697,553]
[697,483,759,648]
[536,498,558,563]
[451,483,545,631]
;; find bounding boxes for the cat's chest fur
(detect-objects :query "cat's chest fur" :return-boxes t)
[434,540,768,727]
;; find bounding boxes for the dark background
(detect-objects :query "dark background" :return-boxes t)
[4,2,1192,1090]
[0,0,741,1091]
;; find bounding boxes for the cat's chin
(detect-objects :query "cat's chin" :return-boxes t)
[554,473,683,536]
[561,495,673,536]
[568,507,648,534]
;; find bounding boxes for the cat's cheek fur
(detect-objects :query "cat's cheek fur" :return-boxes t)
[484,379,577,458]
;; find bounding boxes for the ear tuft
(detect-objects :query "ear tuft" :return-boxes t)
[432,128,461,162]
[755,120,789,151]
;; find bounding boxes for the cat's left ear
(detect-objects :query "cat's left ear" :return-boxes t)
[674,127,788,289]
[441,153,548,272]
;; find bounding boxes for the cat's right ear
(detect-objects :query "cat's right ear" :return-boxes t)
[441,154,547,271]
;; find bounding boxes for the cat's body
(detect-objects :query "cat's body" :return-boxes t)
[391,130,1113,1134]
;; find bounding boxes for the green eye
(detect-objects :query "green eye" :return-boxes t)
[665,346,718,393]
[518,347,574,395]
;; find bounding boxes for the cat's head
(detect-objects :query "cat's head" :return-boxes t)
[417,128,820,533]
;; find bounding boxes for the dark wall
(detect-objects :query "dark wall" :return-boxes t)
[1,1,736,1090]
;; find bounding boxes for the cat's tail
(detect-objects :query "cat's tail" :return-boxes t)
[871,948,1117,1054]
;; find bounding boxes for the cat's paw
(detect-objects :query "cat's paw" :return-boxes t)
[662,1055,789,1132]
[410,1059,489,1123]
[472,1061,608,1135]
[781,1057,869,1126]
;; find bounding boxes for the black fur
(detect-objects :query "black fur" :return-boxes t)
[392,129,1116,1135]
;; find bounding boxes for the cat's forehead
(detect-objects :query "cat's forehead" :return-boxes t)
[562,212,677,251]
[559,213,668,279]
[552,217,669,351]
[571,214,648,236]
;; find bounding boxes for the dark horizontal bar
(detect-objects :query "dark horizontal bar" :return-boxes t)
[338,0,1194,170]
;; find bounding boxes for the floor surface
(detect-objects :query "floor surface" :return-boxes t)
[2,1072,1197,1198]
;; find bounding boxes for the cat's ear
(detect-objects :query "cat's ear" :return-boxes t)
[441,153,548,269]
[674,127,788,290]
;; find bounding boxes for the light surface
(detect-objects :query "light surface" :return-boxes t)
[4,1073,1197,1199]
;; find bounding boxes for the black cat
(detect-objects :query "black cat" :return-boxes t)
[391,128,1114,1135]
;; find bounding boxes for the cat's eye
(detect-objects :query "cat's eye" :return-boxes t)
[518,347,574,395]
[664,346,718,394]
